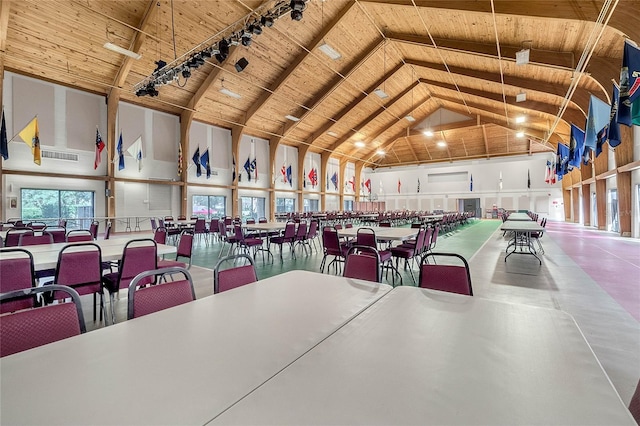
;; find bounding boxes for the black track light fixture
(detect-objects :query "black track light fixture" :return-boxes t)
[235,57,249,72]
[154,60,167,73]
[241,33,252,47]
[249,23,262,35]
[290,0,306,21]
[182,68,191,79]
[261,16,274,27]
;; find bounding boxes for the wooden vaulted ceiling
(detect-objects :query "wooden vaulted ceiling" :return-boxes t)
[1,0,638,168]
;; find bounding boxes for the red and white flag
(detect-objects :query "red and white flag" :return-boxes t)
[94,128,105,169]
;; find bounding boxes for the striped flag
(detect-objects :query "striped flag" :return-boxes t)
[94,128,105,169]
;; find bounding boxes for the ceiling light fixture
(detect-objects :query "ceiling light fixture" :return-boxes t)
[285,115,300,122]
[327,131,338,137]
[373,88,388,99]
[516,42,532,66]
[423,130,434,137]
[405,115,416,122]
[516,131,525,138]
[437,141,447,148]
[318,42,341,60]
[376,149,386,156]
[354,141,365,148]
[515,115,526,124]
[220,88,241,99]
[104,42,141,60]
[516,92,527,102]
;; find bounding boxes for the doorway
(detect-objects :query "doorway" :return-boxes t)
[459,198,481,218]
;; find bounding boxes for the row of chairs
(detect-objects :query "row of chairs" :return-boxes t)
[1,223,107,248]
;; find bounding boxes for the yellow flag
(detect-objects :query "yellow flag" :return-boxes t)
[18,117,41,165]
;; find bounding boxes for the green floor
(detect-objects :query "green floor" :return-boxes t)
[190,219,502,286]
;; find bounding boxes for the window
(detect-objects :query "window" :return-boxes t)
[192,195,226,219]
[276,198,295,213]
[344,200,354,211]
[21,188,94,228]
[240,197,265,221]
[607,189,619,233]
[304,199,319,212]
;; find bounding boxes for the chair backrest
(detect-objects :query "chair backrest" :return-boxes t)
[422,227,434,253]
[344,245,381,283]
[54,243,102,292]
[103,222,112,240]
[194,218,206,233]
[177,215,187,221]
[89,221,99,239]
[296,221,308,238]
[307,220,318,238]
[218,220,228,239]
[246,218,256,224]
[379,221,391,227]
[4,228,34,247]
[150,217,158,231]
[47,227,67,243]
[19,232,53,246]
[117,239,158,290]
[127,267,196,320]
[0,248,37,314]
[430,224,440,249]
[322,227,342,253]
[356,227,377,249]
[0,285,86,357]
[176,231,194,258]
[283,222,297,239]
[209,218,220,233]
[419,252,473,296]
[214,254,258,294]
[66,229,93,242]
[27,222,47,231]
[258,217,268,224]
[153,227,167,244]
[629,378,640,424]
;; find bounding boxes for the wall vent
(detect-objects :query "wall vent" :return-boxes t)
[41,150,79,162]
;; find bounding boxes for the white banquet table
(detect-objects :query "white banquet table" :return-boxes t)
[500,220,545,264]
[337,226,418,243]
[0,271,392,425]
[209,286,635,425]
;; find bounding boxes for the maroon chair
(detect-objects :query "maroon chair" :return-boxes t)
[629,379,640,424]
[47,227,67,243]
[293,221,309,255]
[232,225,265,260]
[4,228,34,247]
[127,267,195,319]
[209,218,220,242]
[344,245,381,283]
[193,219,208,244]
[19,232,53,246]
[305,220,319,253]
[390,228,427,285]
[320,226,350,274]
[356,227,397,284]
[158,231,193,270]
[50,243,105,322]
[269,221,297,261]
[26,221,47,231]
[0,285,85,357]
[103,222,112,240]
[66,229,93,242]
[153,227,167,244]
[214,254,258,294]
[419,252,473,296]
[102,239,158,323]
[0,248,37,314]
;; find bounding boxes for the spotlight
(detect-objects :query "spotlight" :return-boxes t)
[145,84,158,97]
[182,68,191,79]
[154,60,167,73]
[241,33,252,47]
[235,57,249,72]
[201,49,212,59]
[261,16,274,27]
[290,0,306,21]
[249,23,262,35]
[135,87,147,97]
[219,39,229,56]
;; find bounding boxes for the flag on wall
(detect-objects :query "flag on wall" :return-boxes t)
[287,165,293,187]
[349,176,355,192]
[331,172,338,190]
[232,154,237,182]
[192,147,201,177]
[177,144,183,177]
[116,131,125,170]
[303,168,306,188]
[308,168,318,187]
[608,84,622,148]
[364,178,371,193]
[281,164,288,183]
[18,117,41,165]
[200,148,211,179]
[568,124,585,169]
[584,95,611,161]
[556,143,570,180]
[618,40,640,126]
[244,157,252,181]
[94,128,105,170]
[397,179,401,194]
[1,110,8,160]
[527,169,531,189]
[545,161,551,184]
[469,174,473,192]
[251,158,258,181]
[417,178,421,193]
[127,136,143,172]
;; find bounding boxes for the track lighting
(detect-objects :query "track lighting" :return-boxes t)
[261,16,274,27]
[290,0,306,21]
[182,68,191,79]
[249,23,262,35]
[235,57,249,72]
[241,33,252,47]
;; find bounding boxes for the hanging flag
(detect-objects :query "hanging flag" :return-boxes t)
[365,178,371,193]
[633,98,640,125]
[608,84,622,148]
[127,136,143,172]
[177,144,183,177]
[349,176,355,192]
[326,172,329,190]
[192,147,201,177]
[251,158,258,181]
[584,95,611,161]
[116,131,125,171]
[244,157,252,182]
[94,127,105,170]
[568,124,585,169]
[556,143,570,180]
[470,174,473,192]
[303,168,306,188]
[1,110,8,160]
[498,171,503,190]
[527,169,531,189]
[287,165,293,187]
[281,164,288,183]
[619,40,640,127]
[232,154,237,183]
[331,172,338,190]
[550,157,557,184]
[397,179,401,194]
[17,117,41,165]
[417,178,421,193]
[200,148,211,179]
[544,160,551,184]
[308,168,318,187]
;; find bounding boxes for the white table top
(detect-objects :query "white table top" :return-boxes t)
[338,226,418,242]
[506,213,533,221]
[0,236,176,270]
[500,221,544,232]
[0,271,392,425]
[244,222,287,231]
[420,214,444,221]
[210,286,634,425]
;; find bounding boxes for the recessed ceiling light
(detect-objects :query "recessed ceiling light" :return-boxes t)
[516,48,530,65]
[373,88,389,99]
[327,131,338,137]
[219,88,241,99]
[437,141,447,148]
[516,92,526,102]
[285,115,300,122]
[318,42,342,60]
[405,115,416,122]
[516,131,525,138]
[354,141,365,148]
[423,130,434,137]
[376,149,385,155]
[515,115,526,124]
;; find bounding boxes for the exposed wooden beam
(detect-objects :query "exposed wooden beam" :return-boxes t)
[404,135,420,162]
[244,1,357,126]
[0,0,10,53]
[481,125,490,159]
[187,47,240,112]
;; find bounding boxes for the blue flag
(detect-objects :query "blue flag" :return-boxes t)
[200,149,211,179]
[244,157,252,182]
[568,124,585,169]
[117,132,125,170]
[286,165,292,187]
[556,143,570,181]
[584,95,610,162]
[192,147,201,177]
[331,172,338,190]
[608,84,622,148]
[232,154,236,182]
[303,168,306,188]
[618,40,640,126]
[469,174,473,192]
[0,110,8,160]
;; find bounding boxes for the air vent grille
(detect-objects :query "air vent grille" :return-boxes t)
[41,150,79,162]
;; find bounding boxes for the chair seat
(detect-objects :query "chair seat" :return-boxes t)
[390,246,414,259]
[379,250,392,263]
[158,259,187,269]
[270,236,292,244]
[244,238,263,247]
[101,272,121,293]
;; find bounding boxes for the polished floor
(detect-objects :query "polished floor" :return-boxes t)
[91,218,639,405]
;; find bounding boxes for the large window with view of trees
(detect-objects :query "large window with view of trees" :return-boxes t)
[192,195,226,219]
[303,199,319,212]
[240,197,265,221]
[21,189,94,228]
[276,198,295,213]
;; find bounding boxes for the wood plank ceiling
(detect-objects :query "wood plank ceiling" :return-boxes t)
[2,0,638,168]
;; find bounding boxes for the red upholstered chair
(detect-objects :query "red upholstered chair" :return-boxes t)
[269,221,297,261]
[158,231,193,270]
[629,379,640,424]
[26,221,47,231]
[102,239,157,323]
[153,227,167,244]
[19,232,53,246]
[214,254,258,294]
[50,243,105,322]
[293,221,309,255]
[47,227,67,243]
[344,245,381,283]
[305,220,319,253]
[127,267,196,320]
[418,252,473,296]
[4,228,34,247]
[0,285,86,357]
[0,248,37,314]
[66,229,93,242]
[193,218,208,244]
[320,226,350,274]
[390,228,427,285]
